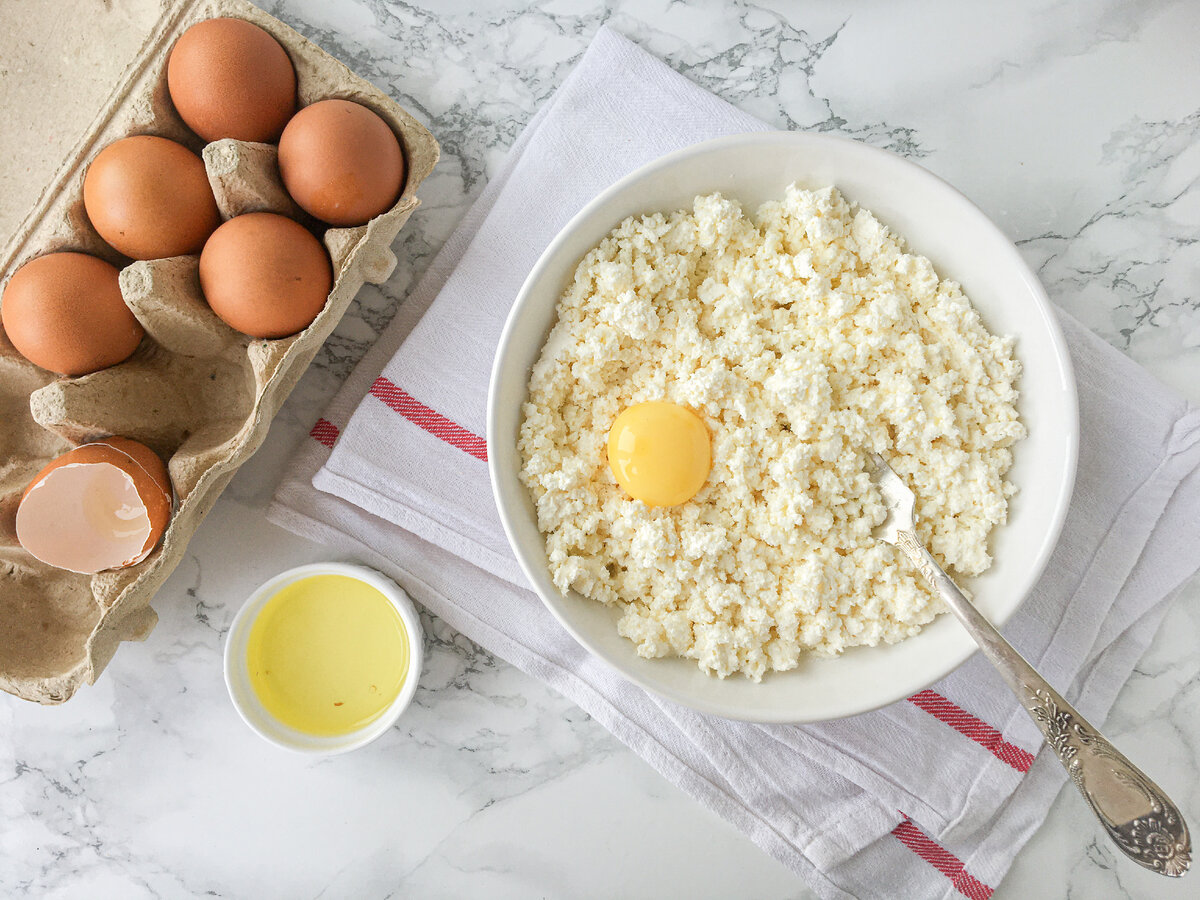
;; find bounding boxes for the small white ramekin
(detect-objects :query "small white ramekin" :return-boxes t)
[223,562,423,754]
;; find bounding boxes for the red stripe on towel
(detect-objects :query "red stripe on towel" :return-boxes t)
[892,815,994,899]
[369,376,489,461]
[907,690,1035,773]
[309,418,340,448]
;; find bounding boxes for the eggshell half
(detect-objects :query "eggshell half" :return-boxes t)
[16,437,173,574]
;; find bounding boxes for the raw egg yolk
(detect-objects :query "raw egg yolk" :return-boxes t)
[607,401,711,507]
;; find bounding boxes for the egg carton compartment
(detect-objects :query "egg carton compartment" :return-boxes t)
[0,0,439,703]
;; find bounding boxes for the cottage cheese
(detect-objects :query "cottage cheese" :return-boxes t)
[518,186,1024,681]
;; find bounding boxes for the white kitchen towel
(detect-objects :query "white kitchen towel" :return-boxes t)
[270,27,1200,899]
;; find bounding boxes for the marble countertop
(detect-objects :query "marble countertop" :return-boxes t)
[4,1,1199,897]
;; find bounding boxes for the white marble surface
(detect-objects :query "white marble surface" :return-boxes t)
[4,0,1200,897]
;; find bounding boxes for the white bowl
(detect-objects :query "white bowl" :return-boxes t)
[223,562,423,753]
[488,132,1078,724]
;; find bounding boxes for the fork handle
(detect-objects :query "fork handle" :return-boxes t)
[893,531,1191,877]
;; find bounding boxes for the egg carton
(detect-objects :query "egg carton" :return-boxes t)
[0,0,439,703]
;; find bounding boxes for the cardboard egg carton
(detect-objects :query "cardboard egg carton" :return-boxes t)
[0,0,439,703]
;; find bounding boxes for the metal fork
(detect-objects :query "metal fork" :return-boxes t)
[868,452,1190,877]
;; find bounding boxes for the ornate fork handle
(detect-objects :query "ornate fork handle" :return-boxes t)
[893,530,1191,877]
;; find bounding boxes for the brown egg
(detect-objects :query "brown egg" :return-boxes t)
[198,213,332,339]
[278,99,406,226]
[16,436,173,574]
[167,17,296,143]
[83,135,220,260]
[1,252,144,375]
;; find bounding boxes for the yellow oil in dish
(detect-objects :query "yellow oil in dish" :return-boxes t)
[246,574,409,736]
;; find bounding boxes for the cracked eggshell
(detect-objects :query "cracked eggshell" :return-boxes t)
[16,437,173,574]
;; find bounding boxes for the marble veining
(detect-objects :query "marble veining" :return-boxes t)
[4,1,1200,898]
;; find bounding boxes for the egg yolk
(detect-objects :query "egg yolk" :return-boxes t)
[607,401,711,507]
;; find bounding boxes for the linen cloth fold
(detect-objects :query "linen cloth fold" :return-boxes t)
[270,27,1200,898]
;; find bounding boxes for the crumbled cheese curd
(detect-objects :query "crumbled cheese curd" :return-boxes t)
[518,186,1024,681]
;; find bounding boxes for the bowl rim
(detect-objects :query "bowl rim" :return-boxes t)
[487,131,1079,724]
[223,561,424,753]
